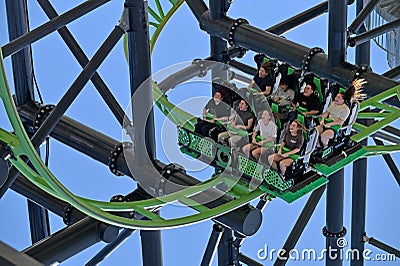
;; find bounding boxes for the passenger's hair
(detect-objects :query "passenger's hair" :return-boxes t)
[258,109,271,119]
[346,79,367,103]
[305,82,317,92]
[260,61,272,73]
[279,76,289,86]
[293,119,307,132]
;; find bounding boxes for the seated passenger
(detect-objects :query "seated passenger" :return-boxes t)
[288,82,321,126]
[218,99,254,148]
[291,82,320,116]
[194,91,230,141]
[268,120,304,178]
[242,110,277,161]
[316,92,350,148]
[248,61,275,97]
[271,76,295,108]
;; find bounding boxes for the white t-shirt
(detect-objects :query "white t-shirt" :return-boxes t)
[254,120,277,139]
[327,102,350,124]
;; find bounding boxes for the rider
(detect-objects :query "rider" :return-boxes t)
[194,90,230,141]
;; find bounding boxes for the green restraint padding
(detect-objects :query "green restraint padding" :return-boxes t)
[270,102,282,129]
[226,123,249,137]
[313,77,324,104]
[255,135,275,147]
[204,113,223,126]
[281,146,300,160]
[319,117,340,132]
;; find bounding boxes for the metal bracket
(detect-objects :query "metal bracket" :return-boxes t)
[302,47,325,73]
[108,142,133,176]
[119,7,130,32]
[322,226,347,238]
[228,18,248,48]
[192,59,209,77]
[34,104,55,131]
[63,204,74,225]
[352,64,371,81]
[155,163,186,197]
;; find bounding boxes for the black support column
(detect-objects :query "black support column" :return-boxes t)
[328,0,347,67]
[201,224,224,265]
[325,1,347,265]
[209,0,230,88]
[5,0,34,105]
[5,0,50,243]
[324,170,346,266]
[351,1,370,265]
[124,0,161,265]
[218,228,233,265]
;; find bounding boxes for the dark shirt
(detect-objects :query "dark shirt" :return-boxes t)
[205,99,230,118]
[292,93,320,112]
[283,131,304,150]
[253,73,275,95]
[234,109,254,132]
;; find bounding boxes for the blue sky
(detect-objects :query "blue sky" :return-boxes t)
[0,0,399,265]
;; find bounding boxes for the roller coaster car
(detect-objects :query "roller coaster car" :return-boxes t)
[177,126,329,203]
[177,126,294,192]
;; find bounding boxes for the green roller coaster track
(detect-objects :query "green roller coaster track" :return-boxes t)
[1,0,400,230]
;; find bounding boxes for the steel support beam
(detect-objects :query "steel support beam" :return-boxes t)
[349,19,400,47]
[354,0,371,66]
[328,0,347,67]
[351,2,370,263]
[125,0,156,164]
[6,0,50,243]
[183,1,400,101]
[185,0,208,21]
[348,0,380,34]
[1,0,111,58]
[325,169,345,266]
[140,230,163,266]
[31,25,123,148]
[209,0,230,91]
[364,236,400,258]
[17,104,262,237]
[5,0,34,105]
[37,0,130,130]
[124,0,161,263]
[267,1,328,35]
[0,241,43,266]
[274,185,326,266]
[27,200,50,243]
[383,65,400,80]
[218,228,233,265]
[326,4,347,264]
[228,60,257,77]
[86,229,135,266]
[11,174,85,221]
[373,139,400,186]
[237,253,263,266]
[201,224,224,266]
[0,25,124,200]
[23,217,119,265]
[350,140,368,266]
